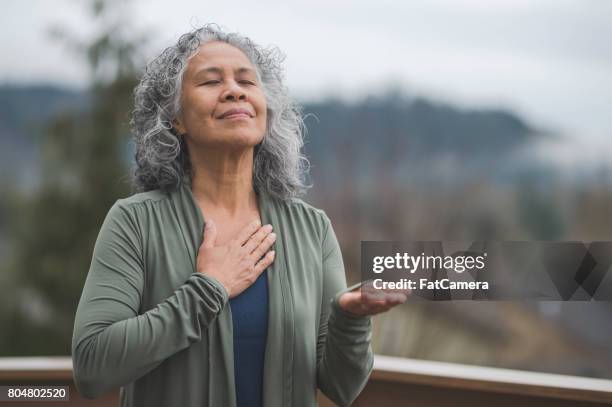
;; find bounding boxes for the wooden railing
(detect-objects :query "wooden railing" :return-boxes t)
[1,356,611,406]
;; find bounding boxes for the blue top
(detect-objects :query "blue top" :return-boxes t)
[229,269,269,407]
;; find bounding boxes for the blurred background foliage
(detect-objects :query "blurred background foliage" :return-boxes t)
[1,0,611,380]
[1,0,139,354]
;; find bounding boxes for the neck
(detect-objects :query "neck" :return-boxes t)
[188,145,257,216]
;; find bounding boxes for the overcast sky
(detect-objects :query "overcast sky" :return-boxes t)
[2,0,611,155]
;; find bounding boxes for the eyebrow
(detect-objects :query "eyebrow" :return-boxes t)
[193,66,256,77]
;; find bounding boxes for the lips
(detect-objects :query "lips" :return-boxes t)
[218,108,253,119]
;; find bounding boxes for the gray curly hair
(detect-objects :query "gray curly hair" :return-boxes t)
[130,24,311,200]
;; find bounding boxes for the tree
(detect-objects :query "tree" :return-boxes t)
[3,0,146,355]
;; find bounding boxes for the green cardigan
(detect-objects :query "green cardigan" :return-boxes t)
[72,180,373,407]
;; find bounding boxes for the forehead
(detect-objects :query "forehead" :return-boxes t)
[186,41,255,74]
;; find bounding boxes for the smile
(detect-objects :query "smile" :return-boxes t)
[221,113,251,120]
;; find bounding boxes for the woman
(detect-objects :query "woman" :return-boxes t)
[72,24,407,407]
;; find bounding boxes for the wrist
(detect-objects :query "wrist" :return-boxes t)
[199,273,231,299]
[335,292,367,318]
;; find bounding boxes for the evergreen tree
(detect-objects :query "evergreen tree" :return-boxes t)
[3,0,146,355]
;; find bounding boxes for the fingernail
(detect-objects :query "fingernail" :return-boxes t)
[270,233,276,239]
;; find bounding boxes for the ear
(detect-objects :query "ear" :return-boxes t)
[172,117,186,136]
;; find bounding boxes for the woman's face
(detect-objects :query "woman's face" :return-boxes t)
[174,41,267,150]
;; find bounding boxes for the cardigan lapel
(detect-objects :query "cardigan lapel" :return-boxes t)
[171,180,236,407]
[171,178,293,407]
[168,178,204,274]
[260,191,294,407]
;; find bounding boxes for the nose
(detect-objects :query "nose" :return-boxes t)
[221,80,247,102]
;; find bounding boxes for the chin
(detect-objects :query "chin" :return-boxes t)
[223,131,265,148]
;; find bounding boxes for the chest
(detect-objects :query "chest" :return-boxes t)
[141,204,323,323]
[200,208,261,246]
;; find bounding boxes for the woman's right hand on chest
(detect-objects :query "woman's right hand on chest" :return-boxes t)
[196,219,276,299]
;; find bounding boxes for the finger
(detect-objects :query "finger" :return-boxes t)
[389,288,411,298]
[363,293,396,308]
[254,250,275,274]
[383,292,406,302]
[250,232,276,261]
[235,219,263,246]
[202,219,217,249]
[371,294,406,314]
[364,302,389,315]
[243,224,273,254]
[383,294,406,307]
[351,291,404,316]
[363,289,386,303]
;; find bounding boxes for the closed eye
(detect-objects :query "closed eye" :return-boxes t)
[199,80,255,86]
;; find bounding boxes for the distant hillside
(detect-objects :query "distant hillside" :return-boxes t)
[302,94,542,187]
[0,85,89,188]
[304,94,534,158]
[0,84,541,189]
[0,85,88,134]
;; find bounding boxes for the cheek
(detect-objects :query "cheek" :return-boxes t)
[183,95,216,126]
[255,95,267,126]
[185,87,215,110]
[257,109,267,132]
[252,89,267,112]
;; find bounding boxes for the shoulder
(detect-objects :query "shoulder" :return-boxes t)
[275,196,329,220]
[104,189,171,228]
[271,196,333,241]
[115,189,170,208]
[281,197,326,216]
[110,189,171,216]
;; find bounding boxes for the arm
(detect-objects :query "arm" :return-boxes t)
[316,213,374,407]
[71,201,228,399]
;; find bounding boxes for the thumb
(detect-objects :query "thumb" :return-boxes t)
[202,219,217,248]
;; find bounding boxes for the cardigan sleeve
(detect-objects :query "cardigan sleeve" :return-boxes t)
[316,213,374,407]
[71,201,229,399]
